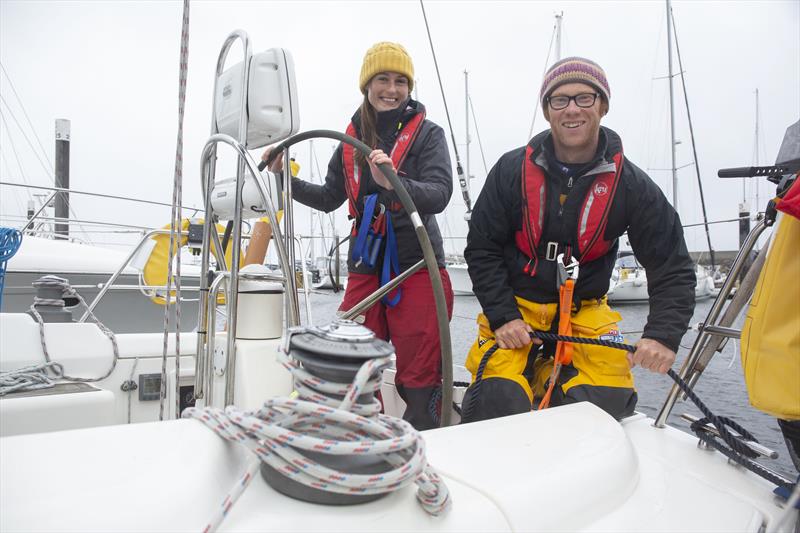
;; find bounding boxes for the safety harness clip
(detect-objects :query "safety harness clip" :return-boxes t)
[556,253,579,287]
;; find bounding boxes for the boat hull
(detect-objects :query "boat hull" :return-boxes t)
[3,270,200,333]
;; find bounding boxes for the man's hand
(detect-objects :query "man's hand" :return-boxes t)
[494,319,542,350]
[367,149,395,190]
[627,338,675,374]
[260,146,284,173]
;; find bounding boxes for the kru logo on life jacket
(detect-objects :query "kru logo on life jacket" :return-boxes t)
[341,109,426,219]
[594,182,609,196]
[515,143,624,276]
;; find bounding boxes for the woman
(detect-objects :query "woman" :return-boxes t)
[263,42,454,430]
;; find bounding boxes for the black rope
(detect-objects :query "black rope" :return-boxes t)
[456,330,792,489]
[459,343,499,421]
[429,381,472,424]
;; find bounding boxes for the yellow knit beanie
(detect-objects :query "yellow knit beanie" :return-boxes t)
[359,42,415,94]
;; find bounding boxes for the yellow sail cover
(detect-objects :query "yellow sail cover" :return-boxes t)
[741,213,800,420]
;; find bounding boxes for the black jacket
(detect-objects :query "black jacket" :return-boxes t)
[290,99,453,273]
[465,127,695,352]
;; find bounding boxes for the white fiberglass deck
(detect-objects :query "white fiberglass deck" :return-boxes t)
[0,402,783,532]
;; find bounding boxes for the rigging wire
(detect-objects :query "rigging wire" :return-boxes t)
[0,63,54,172]
[308,141,339,251]
[418,0,472,219]
[0,95,53,178]
[0,156,25,215]
[467,94,488,175]
[526,21,558,139]
[643,9,666,184]
[670,8,715,270]
[0,96,93,242]
[0,109,29,187]
[309,142,334,253]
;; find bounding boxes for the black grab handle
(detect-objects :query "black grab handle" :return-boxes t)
[717,158,800,181]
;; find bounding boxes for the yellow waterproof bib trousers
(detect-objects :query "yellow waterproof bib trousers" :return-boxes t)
[463,296,637,421]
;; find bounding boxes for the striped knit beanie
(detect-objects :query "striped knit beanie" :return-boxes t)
[540,57,610,116]
[359,42,415,94]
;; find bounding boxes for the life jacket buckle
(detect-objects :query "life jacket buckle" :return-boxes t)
[545,242,559,261]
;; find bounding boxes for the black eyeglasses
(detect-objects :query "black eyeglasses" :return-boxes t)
[547,93,599,110]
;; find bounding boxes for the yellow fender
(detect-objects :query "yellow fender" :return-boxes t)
[143,219,235,305]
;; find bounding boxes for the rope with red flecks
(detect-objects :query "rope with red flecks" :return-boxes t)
[184,350,450,532]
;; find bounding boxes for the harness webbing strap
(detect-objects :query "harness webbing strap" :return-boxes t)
[352,193,379,267]
[381,212,401,307]
[538,278,575,410]
[351,193,402,307]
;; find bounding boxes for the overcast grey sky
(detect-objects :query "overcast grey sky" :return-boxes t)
[1,0,798,254]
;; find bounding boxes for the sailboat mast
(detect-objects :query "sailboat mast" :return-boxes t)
[309,140,316,261]
[754,89,760,209]
[670,8,715,270]
[666,0,678,210]
[465,70,470,188]
[555,12,563,60]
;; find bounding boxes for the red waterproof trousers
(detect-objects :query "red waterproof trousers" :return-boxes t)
[339,269,454,388]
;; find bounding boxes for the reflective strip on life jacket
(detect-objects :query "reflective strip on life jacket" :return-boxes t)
[515,145,623,275]
[341,110,426,219]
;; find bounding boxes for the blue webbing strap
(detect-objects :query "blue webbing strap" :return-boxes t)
[0,227,23,311]
[351,193,378,267]
[381,212,401,307]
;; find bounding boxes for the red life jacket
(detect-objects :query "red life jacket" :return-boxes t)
[515,144,624,276]
[341,110,425,218]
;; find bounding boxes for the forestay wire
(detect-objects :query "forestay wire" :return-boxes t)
[418,0,472,219]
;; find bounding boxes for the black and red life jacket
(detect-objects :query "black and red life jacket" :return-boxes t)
[341,109,426,219]
[515,143,624,276]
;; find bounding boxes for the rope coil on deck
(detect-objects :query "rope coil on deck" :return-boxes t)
[0,276,119,396]
[184,349,450,532]
[0,362,63,396]
[28,276,119,382]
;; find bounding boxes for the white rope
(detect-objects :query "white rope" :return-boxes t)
[0,275,119,395]
[184,350,451,532]
[0,362,63,396]
[160,0,190,421]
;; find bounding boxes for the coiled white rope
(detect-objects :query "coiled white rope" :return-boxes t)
[0,362,63,396]
[0,275,119,396]
[183,349,451,532]
[29,276,119,382]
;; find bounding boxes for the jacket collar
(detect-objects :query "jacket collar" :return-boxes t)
[530,126,621,177]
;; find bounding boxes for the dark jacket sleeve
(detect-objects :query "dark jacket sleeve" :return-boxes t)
[290,144,348,213]
[623,160,696,352]
[382,123,453,215]
[465,149,525,330]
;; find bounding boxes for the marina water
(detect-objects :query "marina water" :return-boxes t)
[305,289,797,480]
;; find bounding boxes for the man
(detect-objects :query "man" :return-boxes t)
[462,57,696,422]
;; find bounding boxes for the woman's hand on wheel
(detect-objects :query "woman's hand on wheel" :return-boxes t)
[261,146,284,173]
[368,149,395,190]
